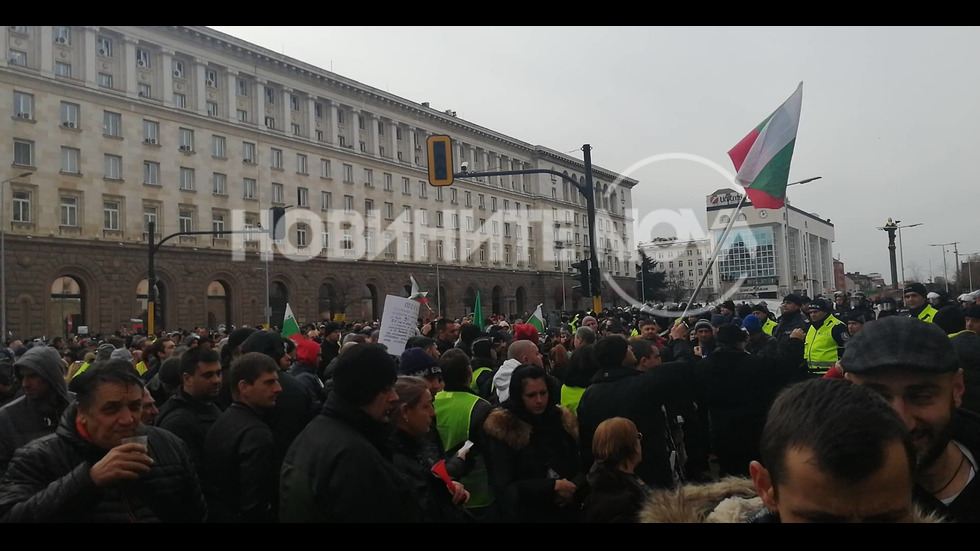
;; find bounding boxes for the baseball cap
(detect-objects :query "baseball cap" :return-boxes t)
[841,316,959,375]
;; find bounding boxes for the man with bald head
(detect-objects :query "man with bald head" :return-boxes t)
[489,339,543,405]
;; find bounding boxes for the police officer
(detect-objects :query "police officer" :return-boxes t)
[803,298,848,376]
[903,282,938,323]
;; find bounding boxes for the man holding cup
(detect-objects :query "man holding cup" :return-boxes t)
[0,359,207,522]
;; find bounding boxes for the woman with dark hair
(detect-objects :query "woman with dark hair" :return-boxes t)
[389,376,471,523]
[582,417,651,522]
[483,364,585,522]
[556,345,600,416]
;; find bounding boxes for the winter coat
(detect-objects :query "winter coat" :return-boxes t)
[0,403,207,523]
[773,310,810,342]
[287,361,324,415]
[317,339,340,380]
[0,346,73,477]
[267,370,315,476]
[581,463,653,523]
[577,362,699,490]
[203,402,278,523]
[279,392,417,523]
[638,476,945,523]
[388,429,470,523]
[154,388,222,480]
[482,368,584,523]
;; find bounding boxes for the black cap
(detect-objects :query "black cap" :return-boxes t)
[904,282,928,298]
[841,316,959,375]
[783,294,803,306]
[808,298,833,313]
[964,304,980,320]
[752,303,770,314]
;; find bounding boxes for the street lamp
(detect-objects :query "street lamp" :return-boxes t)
[555,241,567,312]
[892,221,923,285]
[929,243,957,293]
[963,253,980,291]
[782,176,822,295]
[1,171,33,343]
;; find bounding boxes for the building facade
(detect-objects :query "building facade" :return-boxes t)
[2,25,636,338]
[705,188,835,301]
[639,237,714,302]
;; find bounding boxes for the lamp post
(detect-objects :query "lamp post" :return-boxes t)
[892,221,923,285]
[963,253,980,291]
[1,172,33,343]
[555,241,566,312]
[781,176,822,295]
[930,243,957,293]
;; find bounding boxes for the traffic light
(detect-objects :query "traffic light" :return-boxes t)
[427,134,454,187]
[571,260,591,296]
[268,207,286,240]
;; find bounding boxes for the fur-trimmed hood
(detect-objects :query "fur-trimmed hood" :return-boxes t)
[483,405,578,451]
[638,476,947,523]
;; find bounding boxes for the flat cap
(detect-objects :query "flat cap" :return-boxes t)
[841,316,959,375]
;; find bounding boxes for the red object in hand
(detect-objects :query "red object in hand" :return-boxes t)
[431,459,455,494]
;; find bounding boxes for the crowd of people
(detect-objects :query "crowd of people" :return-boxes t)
[0,280,977,523]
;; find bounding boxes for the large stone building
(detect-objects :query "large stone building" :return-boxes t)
[639,237,715,302]
[2,25,637,338]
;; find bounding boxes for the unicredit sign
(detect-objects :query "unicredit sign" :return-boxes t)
[707,191,742,207]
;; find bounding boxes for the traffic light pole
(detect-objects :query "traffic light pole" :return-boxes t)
[146,221,267,336]
[450,144,602,313]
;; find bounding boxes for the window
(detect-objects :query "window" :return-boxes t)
[343,164,353,183]
[337,110,345,124]
[242,142,256,163]
[365,230,375,255]
[321,191,332,211]
[13,139,33,167]
[61,147,80,174]
[104,201,120,230]
[143,161,160,185]
[479,218,486,234]
[505,223,512,238]
[338,135,346,147]
[436,211,444,228]
[298,187,309,207]
[451,214,459,230]
[451,241,458,261]
[358,115,365,130]
[402,206,412,223]
[384,173,393,191]
[55,62,71,78]
[143,206,157,233]
[451,189,458,204]
[97,71,114,89]
[364,169,374,186]
[212,173,227,195]
[104,154,122,180]
[271,148,283,169]
[143,120,159,143]
[207,101,219,117]
[436,187,443,202]
[466,216,474,232]
[265,86,276,104]
[492,221,499,236]
[290,94,300,111]
[297,154,308,174]
[60,196,78,227]
[359,141,366,152]
[384,232,394,255]
[420,209,428,226]
[296,224,308,247]
[103,111,121,137]
[243,178,257,199]
[491,197,497,212]
[320,159,332,178]
[465,191,472,207]
[13,91,33,119]
[378,120,385,135]
[272,183,284,204]
[322,223,331,250]
[138,83,151,98]
[179,128,194,151]
[236,78,248,96]
[418,180,427,199]
[212,135,226,158]
[315,130,324,141]
[344,195,354,213]
[479,194,485,209]
[212,212,226,238]
[401,233,411,258]
[237,109,248,122]
[402,177,411,194]
[8,50,26,67]
[12,191,30,222]
[172,93,186,109]
[205,69,217,87]
[172,59,184,79]
[136,48,150,68]
[178,210,193,233]
[314,102,323,118]
[292,123,301,136]
[344,228,354,254]
[179,167,195,191]
[97,36,112,57]
[385,202,394,220]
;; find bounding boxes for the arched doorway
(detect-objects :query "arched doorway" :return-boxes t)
[364,284,380,321]
[270,281,288,330]
[515,287,527,315]
[491,286,502,317]
[50,276,84,338]
[463,287,476,316]
[136,279,165,332]
[318,283,335,321]
[206,280,230,330]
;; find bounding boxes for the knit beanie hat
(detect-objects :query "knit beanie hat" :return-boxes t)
[741,314,763,335]
[109,347,134,364]
[295,338,321,366]
[333,344,398,407]
[513,323,539,343]
[398,347,442,378]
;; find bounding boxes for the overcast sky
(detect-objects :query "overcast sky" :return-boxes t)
[210,26,980,285]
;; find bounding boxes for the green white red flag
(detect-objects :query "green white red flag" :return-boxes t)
[727,82,803,209]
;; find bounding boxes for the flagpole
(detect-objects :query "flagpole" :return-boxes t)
[679,192,749,323]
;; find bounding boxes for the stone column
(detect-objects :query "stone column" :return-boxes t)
[193,57,207,116]
[160,49,174,108]
[370,113,380,157]
[389,119,398,159]
[254,78,267,125]
[82,26,99,88]
[123,37,139,99]
[0,27,7,69]
[351,108,361,151]
[226,72,238,123]
[306,94,317,141]
[328,100,339,145]
[282,87,293,133]
[39,26,53,77]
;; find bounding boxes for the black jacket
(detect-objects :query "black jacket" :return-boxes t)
[287,361,324,414]
[0,403,207,522]
[912,407,980,523]
[317,339,340,380]
[582,463,652,523]
[154,388,222,480]
[388,429,469,523]
[577,362,699,490]
[203,402,278,523]
[773,311,810,342]
[279,392,417,522]
[267,370,315,474]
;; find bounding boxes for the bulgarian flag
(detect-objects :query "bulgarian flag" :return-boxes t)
[281,302,300,339]
[526,303,546,334]
[727,82,803,209]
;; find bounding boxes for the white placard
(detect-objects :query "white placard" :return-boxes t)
[77,326,89,335]
[378,295,421,357]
